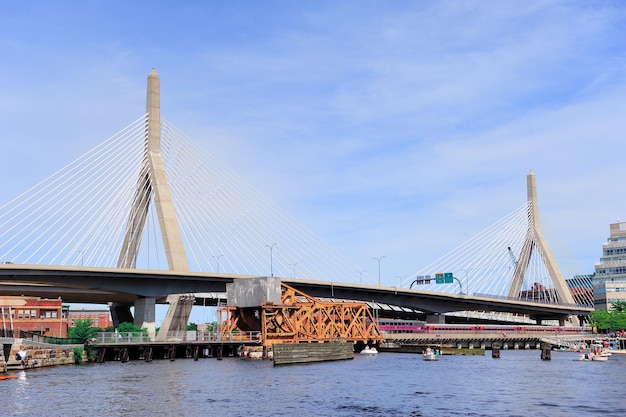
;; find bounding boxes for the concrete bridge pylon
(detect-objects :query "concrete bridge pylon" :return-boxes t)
[112,69,193,339]
[507,171,578,325]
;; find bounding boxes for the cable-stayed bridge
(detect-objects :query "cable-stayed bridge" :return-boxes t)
[404,176,594,309]
[0,71,593,336]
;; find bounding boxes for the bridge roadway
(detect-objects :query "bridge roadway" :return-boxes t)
[0,264,592,323]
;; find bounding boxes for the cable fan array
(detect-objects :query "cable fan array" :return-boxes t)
[0,114,593,306]
[0,116,376,285]
[404,202,593,307]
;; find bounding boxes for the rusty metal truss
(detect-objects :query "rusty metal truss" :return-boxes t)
[219,283,383,347]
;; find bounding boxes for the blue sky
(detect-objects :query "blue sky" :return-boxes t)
[2,1,626,319]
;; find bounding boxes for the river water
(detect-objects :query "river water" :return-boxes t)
[3,349,626,417]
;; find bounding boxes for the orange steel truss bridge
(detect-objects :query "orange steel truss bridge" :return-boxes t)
[219,283,383,347]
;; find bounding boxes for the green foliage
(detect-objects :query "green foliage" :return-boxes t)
[68,319,98,343]
[117,321,148,334]
[186,322,198,331]
[85,346,98,362]
[590,308,626,332]
[612,301,626,313]
[72,347,84,365]
[103,325,115,332]
[204,322,218,332]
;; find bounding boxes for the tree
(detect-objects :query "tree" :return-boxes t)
[117,321,148,334]
[611,301,626,313]
[204,321,218,332]
[590,310,610,331]
[68,319,98,343]
[186,322,198,331]
[590,308,626,333]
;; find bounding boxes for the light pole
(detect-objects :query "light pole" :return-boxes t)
[356,270,366,284]
[395,275,407,287]
[265,243,277,277]
[462,267,473,295]
[213,254,224,272]
[289,262,301,278]
[78,250,85,266]
[373,256,385,286]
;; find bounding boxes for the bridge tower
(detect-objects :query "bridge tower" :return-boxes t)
[507,171,578,325]
[111,69,193,339]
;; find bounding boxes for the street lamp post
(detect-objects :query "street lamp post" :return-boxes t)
[355,270,366,284]
[462,267,473,295]
[265,243,277,277]
[373,256,385,286]
[395,275,407,287]
[213,254,224,272]
[289,262,301,278]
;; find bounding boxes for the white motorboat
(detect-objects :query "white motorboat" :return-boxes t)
[578,344,610,362]
[422,347,439,361]
[578,352,609,362]
[360,345,378,355]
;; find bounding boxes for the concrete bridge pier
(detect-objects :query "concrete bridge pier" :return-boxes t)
[426,314,446,324]
[109,298,156,339]
[134,297,156,339]
[155,294,195,342]
[110,302,134,327]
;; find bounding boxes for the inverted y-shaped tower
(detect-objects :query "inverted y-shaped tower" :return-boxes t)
[112,69,193,339]
[507,171,577,323]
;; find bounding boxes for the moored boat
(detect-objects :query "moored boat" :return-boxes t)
[360,345,378,356]
[578,344,610,362]
[422,347,439,361]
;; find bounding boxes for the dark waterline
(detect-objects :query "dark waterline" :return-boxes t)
[4,350,626,417]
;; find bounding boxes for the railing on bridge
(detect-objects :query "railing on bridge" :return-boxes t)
[472,292,590,308]
[19,330,83,345]
[93,330,262,344]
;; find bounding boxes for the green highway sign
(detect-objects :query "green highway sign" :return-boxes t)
[435,272,454,284]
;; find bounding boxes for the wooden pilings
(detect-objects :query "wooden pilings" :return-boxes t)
[272,341,354,366]
[91,342,242,363]
[492,343,501,358]
[540,343,551,360]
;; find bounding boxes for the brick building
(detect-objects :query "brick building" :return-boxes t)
[68,307,113,329]
[0,296,69,337]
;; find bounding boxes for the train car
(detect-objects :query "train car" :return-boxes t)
[376,319,426,334]
[376,320,583,335]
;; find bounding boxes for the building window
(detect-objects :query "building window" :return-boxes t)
[17,309,37,319]
[43,310,58,319]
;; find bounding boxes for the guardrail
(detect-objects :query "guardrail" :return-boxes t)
[19,330,83,345]
[472,293,592,309]
[93,330,262,344]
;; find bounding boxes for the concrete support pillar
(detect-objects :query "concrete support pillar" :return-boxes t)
[110,303,133,327]
[134,297,156,339]
[155,294,195,342]
[426,314,446,324]
[509,172,579,326]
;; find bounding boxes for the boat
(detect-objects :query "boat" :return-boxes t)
[360,345,378,356]
[0,375,18,381]
[422,347,439,361]
[578,352,609,362]
[578,344,610,362]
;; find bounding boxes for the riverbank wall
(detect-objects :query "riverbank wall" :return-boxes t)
[1,338,84,371]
